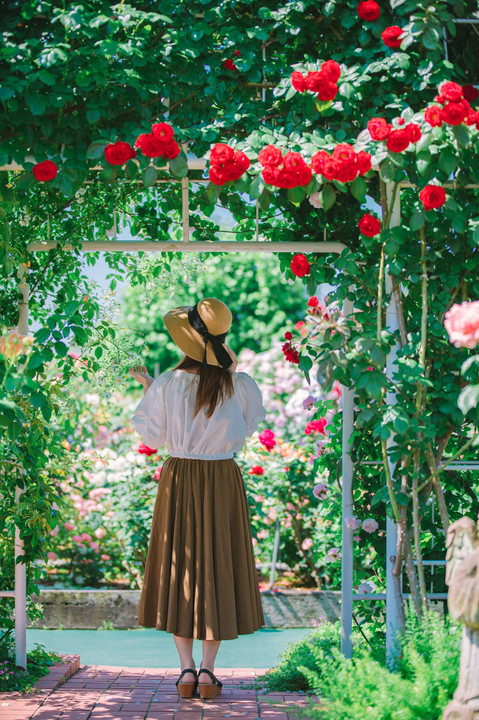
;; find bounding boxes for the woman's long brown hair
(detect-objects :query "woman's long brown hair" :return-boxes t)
[175,355,234,418]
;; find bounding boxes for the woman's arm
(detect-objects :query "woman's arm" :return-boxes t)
[129,365,154,395]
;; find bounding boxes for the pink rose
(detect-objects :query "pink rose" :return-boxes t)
[444,300,479,349]
[94,528,107,539]
[47,552,57,561]
[313,483,328,500]
[345,516,360,530]
[362,518,379,533]
[301,538,314,551]
[101,554,110,561]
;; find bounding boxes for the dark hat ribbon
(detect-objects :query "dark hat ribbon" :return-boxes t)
[187,304,233,369]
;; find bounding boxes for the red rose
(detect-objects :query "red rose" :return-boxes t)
[297,164,312,186]
[282,342,300,364]
[209,167,230,185]
[290,253,311,277]
[367,117,392,140]
[234,150,250,173]
[210,143,235,165]
[382,26,404,49]
[304,71,323,92]
[258,145,283,167]
[463,84,479,103]
[305,418,327,435]
[465,109,477,126]
[424,106,443,127]
[332,143,358,183]
[386,128,410,153]
[234,50,241,57]
[138,442,157,456]
[308,296,319,307]
[406,123,421,143]
[32,160,58,182]
[357,150,372,175]
[248,465,264,475]
[291,71,307,92]
[439,81,463,102]
[441,99,470,126]
[223,58,237,71]
[321,60,341,83]
[357,1,380,21]
[358,213,381,237]
[134,133,165,157]
[316,78,338,102]
[419,185,446,211]
[151,122,175,143]
[262,166,280,185]
[435,94,445,104]
[285,331,293,340]
[259,429,276,451]
[311,150,337,181]
[104,141,136,166]
[275,169,299,189]
[283,151,304,171]
[163,141,181,159]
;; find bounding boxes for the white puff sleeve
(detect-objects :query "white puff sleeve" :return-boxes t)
[235,371,267,436]
[131,372,171,449]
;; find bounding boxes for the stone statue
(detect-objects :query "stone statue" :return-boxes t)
[443,516,479,720]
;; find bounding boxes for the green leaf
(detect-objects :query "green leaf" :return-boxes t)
[315,99,333,113]
[458,384,479,414]
[409,211,425,231]
[258,190,270,211]
[299,355,313,373]
[318,184,336,211]
[86,108,101,124]
[86,142,107,160]
[395,491,410,506]
[30,393,46,408]
[439,151,457,176]
[287,187,306,205]
[34,328,51,343]
[169,153,189,179]
[101,165,118,185]
[141,166,158,187]
[126,160,139,180]
[26,353,44,370]
[54,342,68,357]
[350,176,367,203]
[206,182,221,202]
[371,485,389,508]
[95,345,103,359]
[249,175,265,200]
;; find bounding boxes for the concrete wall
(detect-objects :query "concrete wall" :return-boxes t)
[28,589,341,629]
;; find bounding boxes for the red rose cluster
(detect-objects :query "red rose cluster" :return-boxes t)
[282,338,300,364]
[305,418,327,435]
[425,82,479,128]
[209,143,250,185]
[134,122,180,159]
[367,117,422,153]
[138,442,157,455]
[358,213,381,237]
[259,146,312,189]
[357,1,380,21]
[248,465,264,475]
[291,60,341,102]
[32,160,58,182]
[290,253,311,277]
[104,141,136,166]
[382,26,404,49]
[419,185,446,212]
[259,429,276,451]
[311,144,371,183]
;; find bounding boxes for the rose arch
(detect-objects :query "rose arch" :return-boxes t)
[1,0,479,672]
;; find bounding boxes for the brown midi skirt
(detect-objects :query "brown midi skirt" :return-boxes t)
[137,456,265,640]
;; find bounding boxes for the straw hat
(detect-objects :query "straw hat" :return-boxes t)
[163,298,233,368]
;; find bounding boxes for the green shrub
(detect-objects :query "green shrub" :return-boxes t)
[0,640,62,692]
[294,611,461,720]
[260,620,342,692]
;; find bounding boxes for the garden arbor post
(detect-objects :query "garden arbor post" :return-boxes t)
[385,185,402,665]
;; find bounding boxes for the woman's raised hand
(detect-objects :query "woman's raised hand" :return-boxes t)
[128,365,154,387]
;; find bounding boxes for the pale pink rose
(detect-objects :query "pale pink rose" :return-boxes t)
[257,529,268,539]
[251,538,258,546]
[94,528,107,539]
[301,538,313,551]
[313,483,328,500]
[72,535,83,542]
[326,547,340,561]
[64,522,74,531]
[444,300,479,349]
[327,380,342,401]
[362,518,379,534]
[105,511,114,518]
[89,541,99,549]
[100,554,110,561]
[81,533,92,542]
[345,516,360,530]
[354,535,361,542]
[50,525,59,537]
[357,581,374,594]
[267,509,277,521]
[303,395,317,411]
[284,519,292,529]
[286,502,294,511]
[47,552,57,561]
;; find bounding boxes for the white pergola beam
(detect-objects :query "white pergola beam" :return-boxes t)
[27,240,347,254]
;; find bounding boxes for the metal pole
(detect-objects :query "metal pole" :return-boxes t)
[15,262,29,670]
[385,185,402,667]
[340,294,354,658]
[269,519,281,589]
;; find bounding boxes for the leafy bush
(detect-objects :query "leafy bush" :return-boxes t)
[260,620,342,692]
[0,640,61,693]
[292,612,460,720]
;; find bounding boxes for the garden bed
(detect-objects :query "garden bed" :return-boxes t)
[27,588,341,629]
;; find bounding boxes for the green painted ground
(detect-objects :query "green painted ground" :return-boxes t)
[27,628,311,668]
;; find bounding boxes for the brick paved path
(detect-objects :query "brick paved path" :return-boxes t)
[1,666,313,720]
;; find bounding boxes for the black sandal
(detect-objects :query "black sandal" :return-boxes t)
[176,668,198,698]
[197,668,223,698]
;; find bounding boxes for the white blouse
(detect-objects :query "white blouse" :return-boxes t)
[131,370,267,460]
